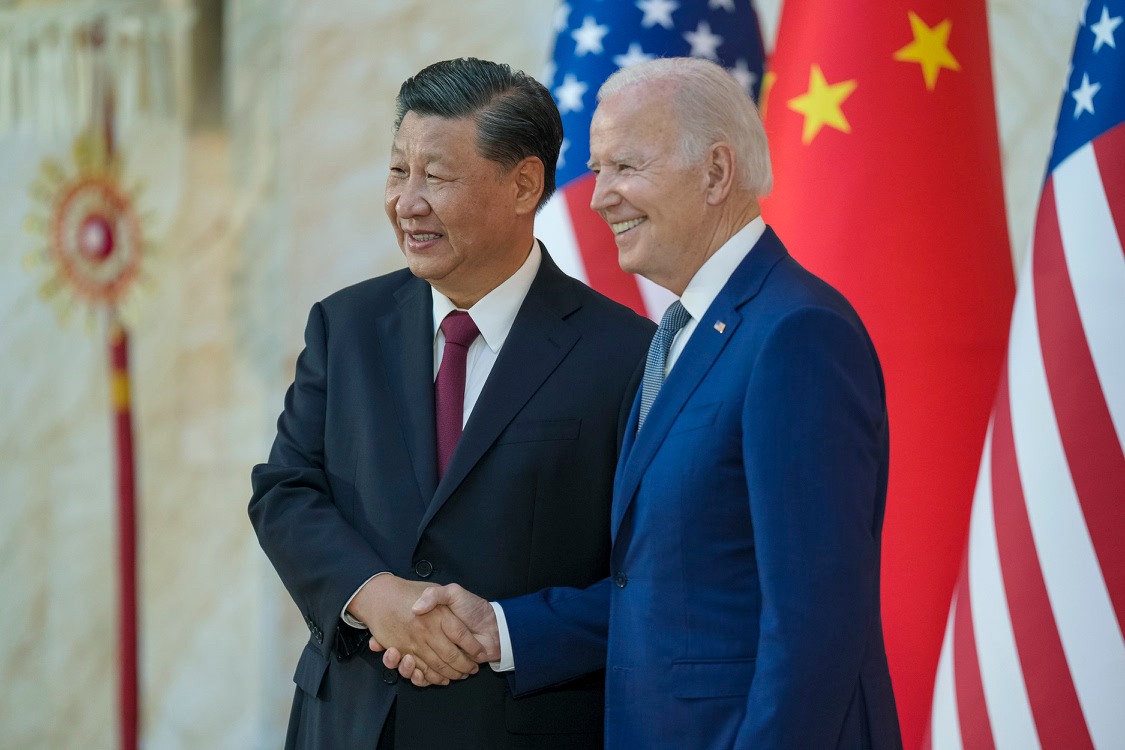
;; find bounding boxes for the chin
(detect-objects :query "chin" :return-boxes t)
[617,247,646,277]
[404,255,441,282]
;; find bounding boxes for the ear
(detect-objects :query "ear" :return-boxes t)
[512,157,545,216]
[703,142,736,206]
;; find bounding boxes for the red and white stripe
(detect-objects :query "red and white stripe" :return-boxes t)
[927,126,1125,748]
[538,177,675,321]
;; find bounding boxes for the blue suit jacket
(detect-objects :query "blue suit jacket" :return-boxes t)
[502,229,902,749]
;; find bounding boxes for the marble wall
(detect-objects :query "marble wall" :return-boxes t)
[0,0,1081,747]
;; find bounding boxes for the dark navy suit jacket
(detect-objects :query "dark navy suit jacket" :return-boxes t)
[250,247,653,749]
[502,229,903,749]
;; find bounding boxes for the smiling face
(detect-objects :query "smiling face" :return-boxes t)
[385,112,536,308]
[587,83,715,296]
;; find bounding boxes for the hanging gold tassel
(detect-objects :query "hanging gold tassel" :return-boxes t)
[0,3,194,139]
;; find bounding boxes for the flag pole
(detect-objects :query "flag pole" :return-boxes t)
[20,12,151,743]
[109,317,138,750]
[92,18,139,750]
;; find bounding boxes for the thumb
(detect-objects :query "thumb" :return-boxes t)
[411,585,448,615]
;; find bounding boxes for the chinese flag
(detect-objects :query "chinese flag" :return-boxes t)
[761,2,1015,747]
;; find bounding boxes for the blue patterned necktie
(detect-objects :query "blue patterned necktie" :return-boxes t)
[637,300,691,432]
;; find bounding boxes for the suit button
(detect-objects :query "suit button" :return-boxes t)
[382,668,399,685]
[615,571,628,588]
[415,560,434,578]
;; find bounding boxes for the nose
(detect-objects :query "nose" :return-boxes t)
[390,174,430,220]
[590,171,618,213]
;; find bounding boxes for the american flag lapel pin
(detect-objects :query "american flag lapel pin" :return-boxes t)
[713,321,726,334]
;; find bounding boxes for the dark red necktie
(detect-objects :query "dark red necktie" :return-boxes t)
[435,311,480,478]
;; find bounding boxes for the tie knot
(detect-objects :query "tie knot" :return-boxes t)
[441,311,480,348]
[659,300,691,335]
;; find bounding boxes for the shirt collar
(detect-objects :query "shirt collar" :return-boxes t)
[678,216,766,323]
[431,241,542,352]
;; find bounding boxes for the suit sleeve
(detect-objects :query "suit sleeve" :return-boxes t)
[249,302,390,657]
[735,306,887,748]
[499,577,612,696]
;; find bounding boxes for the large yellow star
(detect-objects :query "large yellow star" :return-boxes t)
[894,11,960,90]
[787,64,857,145]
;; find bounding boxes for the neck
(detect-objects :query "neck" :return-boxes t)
[664,199,761,296]
[438,236,535,309]
[710,197,760,254]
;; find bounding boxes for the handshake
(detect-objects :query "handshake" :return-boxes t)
[348,575,499,687]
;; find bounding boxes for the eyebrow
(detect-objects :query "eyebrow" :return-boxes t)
[389,143,447,165]
[588,151,638,170]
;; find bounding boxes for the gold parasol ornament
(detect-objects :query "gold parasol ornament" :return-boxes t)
[24,130,154,326]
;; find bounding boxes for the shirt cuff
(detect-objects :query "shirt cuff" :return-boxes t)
[489,601,515,672]
[340,572,390,628]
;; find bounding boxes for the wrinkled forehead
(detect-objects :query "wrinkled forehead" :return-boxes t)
[592,88,681,149]
[390,112,480,158]
[596,80,681,131]
[599,77,680,113]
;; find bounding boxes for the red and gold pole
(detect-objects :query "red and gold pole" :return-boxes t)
[96,21,139,750]
[109,318,138,750]
[24,17,150,750]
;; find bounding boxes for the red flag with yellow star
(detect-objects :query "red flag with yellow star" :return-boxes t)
[762,3,1015,747]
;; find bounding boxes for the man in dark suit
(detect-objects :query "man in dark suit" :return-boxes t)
[249,58,653,749]
[396,57,903,748]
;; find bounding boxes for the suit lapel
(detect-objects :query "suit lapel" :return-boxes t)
[417,251,581,533]
[375,277,438,508]
[612,388,643,523]
[611,228,789,539]
[611,310,741,538]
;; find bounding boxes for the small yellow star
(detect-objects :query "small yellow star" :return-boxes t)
[894,11,961,90]
[787,64,857,145]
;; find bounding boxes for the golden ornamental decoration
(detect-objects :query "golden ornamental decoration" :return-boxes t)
[24,130,153,326]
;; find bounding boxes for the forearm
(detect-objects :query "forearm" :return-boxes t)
[501,577,611,695]
[248,301,392,638]
[736,543,880,747]
[250,462,389,638]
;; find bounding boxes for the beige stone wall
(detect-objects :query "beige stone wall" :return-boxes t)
[0,0,1082,747]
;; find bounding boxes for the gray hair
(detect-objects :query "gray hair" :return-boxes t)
[395,58,564,210]
[598,57,772,196]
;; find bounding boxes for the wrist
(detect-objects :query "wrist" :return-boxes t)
[346,573,398,626]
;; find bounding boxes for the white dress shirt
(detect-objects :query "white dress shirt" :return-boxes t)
[340,242,542,630]
[490,216,766,672]
[666,215,765,374]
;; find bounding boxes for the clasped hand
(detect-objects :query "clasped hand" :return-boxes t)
[373,583,499,687]
[347,576,491,686]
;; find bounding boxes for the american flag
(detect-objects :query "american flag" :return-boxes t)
[928,2,1125,747]
[535,0,766,319]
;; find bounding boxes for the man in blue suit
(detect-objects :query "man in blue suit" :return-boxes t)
[394,57,903,748]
